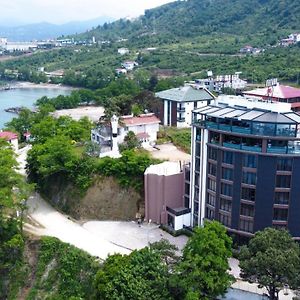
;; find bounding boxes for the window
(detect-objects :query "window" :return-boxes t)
[196,128,201,141]
[210,132,220,144]
[194,172,200,187]
[239,219,254,233]
[194,187,200,200]
[184,196,190,208]
[277,158,292,171]
[222,168,233,181]
[273,208,288,221]
[219,213,231,227]
[185,183,190,195]
[240,203,255,217]
[194,201,199,215]
[221,183,233,197]
[220,198,232,212]
[243,154,257,168]
[242,171,256,185]
[206,207,215,220]
[208,163,217,177]
[241,187,256,202]
[196,142,201,157]
[207,178,216,192]
[276,175,291,188]
[195,158,200,171]
[274,192,289,205]
[208,147,218,160]
[207,193,216,206]
[223,151,234,165]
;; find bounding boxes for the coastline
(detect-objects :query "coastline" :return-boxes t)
[2,81,76,91]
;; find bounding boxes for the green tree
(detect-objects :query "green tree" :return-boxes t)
[173,221,233,300]
[94,248,172,300]
[120,131,141,152]
[239,228,300,300]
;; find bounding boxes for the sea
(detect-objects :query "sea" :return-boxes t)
[0,87,71,128]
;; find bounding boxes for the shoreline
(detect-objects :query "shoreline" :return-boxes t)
[1,81,76,91]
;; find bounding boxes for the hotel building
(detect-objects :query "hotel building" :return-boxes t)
[190,95,300,240]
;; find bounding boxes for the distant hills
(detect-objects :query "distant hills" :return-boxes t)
[0,16,115,41]
[75,0,300,41]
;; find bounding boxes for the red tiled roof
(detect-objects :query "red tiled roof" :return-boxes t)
[136,132,150,139]
[244,84,300,100]
[0,131,18,140]
[121,114,160,126]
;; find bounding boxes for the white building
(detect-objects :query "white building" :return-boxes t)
[122,61,138,71]
[91,113,161,151]
[155,85,215,128]
[117,48,129,55]
[115,68,127,75]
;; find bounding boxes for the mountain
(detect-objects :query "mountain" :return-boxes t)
[0,16,115,41]
[75,0,300,41]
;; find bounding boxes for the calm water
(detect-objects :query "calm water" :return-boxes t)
[0,88,71,128]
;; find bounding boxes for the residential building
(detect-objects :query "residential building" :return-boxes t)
[91,113,160,151]
[239,45,263,55]
[144,161,191,230]
[0,131,18,151]
[190,95,300,241]
[194,74,247,93]
[280,33,300,46]
[243,83,300,111]
[121,61,138,71]
[115,68,127,75]
[117,48,129,55]
[155,85,215,127]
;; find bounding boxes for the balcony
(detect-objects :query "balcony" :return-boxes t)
[223,142,262,152]
[177,107,186,112]
[177,118,186,123]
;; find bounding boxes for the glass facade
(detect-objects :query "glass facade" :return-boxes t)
[276,175,291,188]
[241,187,256,202]
[242,171,257,186]
[222,167,233,181]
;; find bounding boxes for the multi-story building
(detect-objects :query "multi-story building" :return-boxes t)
[190,95,300,241]
[155,85,215,127]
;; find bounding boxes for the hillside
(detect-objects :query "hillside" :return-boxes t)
[77,0,300,41]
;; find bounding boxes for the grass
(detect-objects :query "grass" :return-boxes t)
[157,126,191,154]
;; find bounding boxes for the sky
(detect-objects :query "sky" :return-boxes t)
[0,0,175,25]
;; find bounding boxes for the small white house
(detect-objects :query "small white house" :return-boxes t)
[115,68,127,75]
[122,61,138,71]
[0,131,18,152]
[117,48,129,55]
[91,113,161,150]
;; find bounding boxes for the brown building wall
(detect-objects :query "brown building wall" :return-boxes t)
[171,101,177,126]
[156,100,165,124]
[144,172,184,224]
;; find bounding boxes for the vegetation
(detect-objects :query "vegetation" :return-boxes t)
[26,237,99,300]
[239,228,300,300]
[158,127,191,153]
[0,139,31,299]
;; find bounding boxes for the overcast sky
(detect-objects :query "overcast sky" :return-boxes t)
[0,0,175,25]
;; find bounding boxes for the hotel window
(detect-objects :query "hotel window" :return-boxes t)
[194,172,200,187]
[220,198,232,212]
[276,175,291,188]
[240,203,255,217]
[195,158,200,172]
[274,192,289,205]
[277,158,292,171]
[196,142,201,157]
[207,193,216,206]
[241,187,256,202]
[194,201,199,215]
[208,163,217,177]
[210,132,220,144]
[239,219,254,233]
[223,151,234,165]
[219,213,231,227]
[242,171,257,186]
[185,183,190,195]
[208,147,218,160]
[196,128,201,141]
[184,196,190,208]
[222,167,233,181]
[208,178,217,192]
[206,207,215,220]
[273,208,288,221]
[221,182,233,197]
[243,154,257,168]
[194,187,200,200]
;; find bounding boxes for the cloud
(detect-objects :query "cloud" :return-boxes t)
[0,0,174,24]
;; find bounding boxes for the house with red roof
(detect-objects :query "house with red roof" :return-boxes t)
[243,84,300,112]
[0,131,18,151]
[91,113,161,150]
